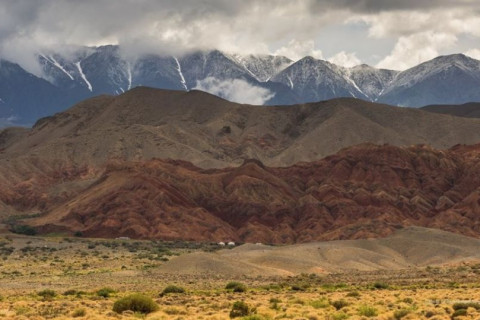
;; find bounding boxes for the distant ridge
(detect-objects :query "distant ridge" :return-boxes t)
[3,87,480,169]
[422,102,480,118]
[2,47,480,125]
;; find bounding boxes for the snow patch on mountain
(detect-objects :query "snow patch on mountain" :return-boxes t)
[126,62,132,90]
[75,61,92,91]
[194,77,275,105]
[174,57,188,90]
[40,54,75,81]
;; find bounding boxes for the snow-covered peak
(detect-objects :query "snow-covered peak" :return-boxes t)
[386,54,480,92]
[348,64,399,100]
[229,53,292,82]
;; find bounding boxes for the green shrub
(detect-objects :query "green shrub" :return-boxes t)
[330,312,349,320]
[230,301,251,318]
[97,287,115,298]
[290,284,307,291]
[160,285,185,296]
[10,225,36,236]
[452,302,480,310]
[346,291,360,298]
[310,299,329,309]
[451,308,467,319]
[226,281,247,293]
[394,309,410,319]
[373,282,389,289]
[358,305,377,317]
[240,316,266,320]
[72,308,86,317]
[63,289,77,296]
[402,297,414,304]
[112,294,159,314]
[331,299,349,310]
[38,289,56,300]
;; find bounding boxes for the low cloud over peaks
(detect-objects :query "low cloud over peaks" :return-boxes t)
[1,1,480,72]
[193,77,275,105]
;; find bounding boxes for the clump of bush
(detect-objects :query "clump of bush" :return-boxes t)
[225,281,247,293]
[451,308,467,319]
[72,308,86,317]
[452,302,480,310]
[346,291,360,298]
[113,294,159,314]
[331,299,349,310]
[10,225,37,236]
[97,287,116,298]
[358,305,377,317]
[63,289,77,296]
[290,284,308,291]
[393,309,410,319]
[38,289,56,300]
[372,282,389,290]
[160,285,185,296]
[310,299,329,309]
[229,301,252,318]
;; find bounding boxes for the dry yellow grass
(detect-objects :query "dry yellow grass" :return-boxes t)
[1,233,480,319]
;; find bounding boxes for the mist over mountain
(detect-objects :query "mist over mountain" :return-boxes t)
[1,45,480,126]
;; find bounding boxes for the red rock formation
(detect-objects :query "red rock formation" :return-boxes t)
[11,143,479,243]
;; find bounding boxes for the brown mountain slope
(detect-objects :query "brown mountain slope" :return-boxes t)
[3,87,480,168]
[422,102,480,118]
[23,143,480,243]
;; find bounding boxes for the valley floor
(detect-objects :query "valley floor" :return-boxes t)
[1,233,480,319]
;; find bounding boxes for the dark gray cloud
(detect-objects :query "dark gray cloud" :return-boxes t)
[310,0,480,12]
[0,0,479,72]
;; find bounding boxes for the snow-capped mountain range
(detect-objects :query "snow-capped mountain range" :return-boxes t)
[1,44,480,126]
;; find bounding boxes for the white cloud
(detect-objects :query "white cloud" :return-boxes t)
[328,51,361,67]
[274,39,323,61]
[1,1,480,72]
[193,77,275,105]
[376,32,457,70]
[465,49,480,60]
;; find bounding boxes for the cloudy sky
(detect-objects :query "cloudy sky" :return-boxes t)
[1,0,480,72]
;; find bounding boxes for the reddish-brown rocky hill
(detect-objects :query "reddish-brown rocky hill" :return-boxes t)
[19,143,480,243]
[3,88,480,242]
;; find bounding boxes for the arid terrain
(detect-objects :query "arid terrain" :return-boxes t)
[1,227,480,319]
[2,88,480,319]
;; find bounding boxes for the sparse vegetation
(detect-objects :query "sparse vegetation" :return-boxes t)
[331,299,349,310]
[226,281,248,292]
[37,289,56,300]
[2,235,480,319]
[393,309,410,319]
[97,287,115,298]
[72,308,86,317]
[112,294,159,314]
[358,305,378,317]
[160,284,186,296]
[10,224,37,236]
[229,301,252,318]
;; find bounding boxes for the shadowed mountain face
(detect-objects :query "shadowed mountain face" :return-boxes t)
[422,102,480,118]
[8,143,480,243]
